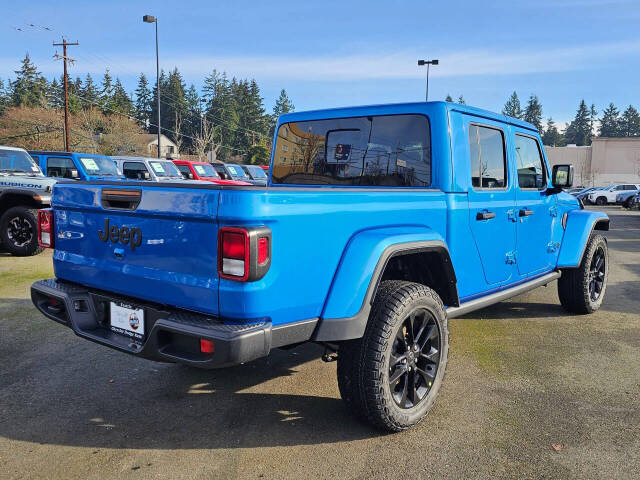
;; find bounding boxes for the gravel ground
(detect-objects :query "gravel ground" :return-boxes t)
[0,207,638,480]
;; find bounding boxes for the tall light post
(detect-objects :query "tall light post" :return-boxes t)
[417,59,439,102]
[143,14,161,158]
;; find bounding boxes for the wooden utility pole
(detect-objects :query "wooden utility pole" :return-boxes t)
[53,38,79,151]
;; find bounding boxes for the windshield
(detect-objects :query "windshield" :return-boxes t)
[247,166,267,179]
[149,160,182,178]
[226,164,248,179]
[79,156,121,177]
[192,163,219,178]
[0,149,42,175]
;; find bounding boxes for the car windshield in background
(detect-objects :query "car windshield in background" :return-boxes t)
[79,157,121,176]
[193,163,218,178]
[149,161,182,178]
[226,164,248,178]
[0,149,42,175]
[247,166,267,179]
[271,114,431,186]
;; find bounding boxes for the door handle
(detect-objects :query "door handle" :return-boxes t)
[519,209,534,217]
[476,211,496,221]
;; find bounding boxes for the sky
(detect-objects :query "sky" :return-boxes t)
[1,0,639,125]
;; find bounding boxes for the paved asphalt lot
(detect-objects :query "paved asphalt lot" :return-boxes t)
[0,207,638,480]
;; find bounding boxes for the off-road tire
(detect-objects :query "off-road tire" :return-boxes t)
[595,196,607,206]
[337,280,449,432]
[0,207,43,256]
[558,234,608,314]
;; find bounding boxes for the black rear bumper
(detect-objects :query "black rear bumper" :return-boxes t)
[31,279,277,368]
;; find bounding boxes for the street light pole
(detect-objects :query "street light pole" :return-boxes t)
[417,59,439,102]
[143,15,161,158]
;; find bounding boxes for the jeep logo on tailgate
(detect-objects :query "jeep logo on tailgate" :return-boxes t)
[98,218,142,251]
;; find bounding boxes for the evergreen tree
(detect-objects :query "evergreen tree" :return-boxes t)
[111,78,134,116]
[523,94,543,133]
[0,78,9,114]
[273,89,294,118]
[100,69,114,113]
[598,103,621,137]
[159,68,188,146]
[502,91,523,119]
[457,95,466,105]
[541,117,564,146]
[445,94,453,102]
[10,53,48,107]
[82,73,99,109]
[564,100,592,146]
[184,84,201,151]
[269,88,295,136]
[49,77,63,109]
[620,105,640,137]
[149,69,166,135]
[202,70,238,159]
[66,75,82,114]
[134,73,152,128]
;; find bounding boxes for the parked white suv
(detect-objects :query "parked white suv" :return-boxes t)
[588,184,640,205]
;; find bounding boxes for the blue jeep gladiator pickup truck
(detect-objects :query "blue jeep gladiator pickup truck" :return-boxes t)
[31,102,609,431]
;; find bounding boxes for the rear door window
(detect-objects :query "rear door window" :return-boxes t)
[123,162,150,180]
[514,134,546,189]
[272,114,431,186]
[46,156,76,179]
[468,125,507,189]
[176,164,192,179]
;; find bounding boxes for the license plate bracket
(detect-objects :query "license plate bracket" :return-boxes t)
[109,302,145,341]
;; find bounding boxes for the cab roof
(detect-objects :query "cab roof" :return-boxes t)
[278,101,538,133]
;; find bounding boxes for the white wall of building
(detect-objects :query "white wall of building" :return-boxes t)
[545,137,640,187]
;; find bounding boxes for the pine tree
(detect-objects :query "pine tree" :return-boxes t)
[82,73,99,109]
[599,103,621,137]
[445,94,453,102]
[502,91,522,119]
[202,70,238,159]
[0,78,9,114]
[273,89,294,118]
[111,78,134,116]
[542,117,564,146]
[10,53,48,107]
[620,105,640,137]
[523,94,543,133]
[100,69,114,113]
[149,69,166,135]
[49,77,63,109]
[134,73,152,128]
[184,84,201,152]
[457,95,466,105]
[160,68,188,146]
[564,100,592,146]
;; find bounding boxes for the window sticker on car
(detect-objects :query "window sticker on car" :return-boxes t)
[150,162,166,174]
[194,165,206,175]
[80,158,100,171]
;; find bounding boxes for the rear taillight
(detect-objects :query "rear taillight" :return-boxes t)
[38,209,54,248]
[218,226,271,282]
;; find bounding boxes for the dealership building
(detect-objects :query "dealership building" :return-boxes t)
[545,137,640,187]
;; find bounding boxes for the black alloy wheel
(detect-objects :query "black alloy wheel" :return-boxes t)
[389,308,440,409]
[7,215,33,248]
[588,246,606,302]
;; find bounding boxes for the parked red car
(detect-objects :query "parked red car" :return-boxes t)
[173,160,251,185]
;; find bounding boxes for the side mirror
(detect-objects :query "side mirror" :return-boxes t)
[551,164,573,190]
[188,173,193,179]
[143,171,151,180]
[67,169,79,179]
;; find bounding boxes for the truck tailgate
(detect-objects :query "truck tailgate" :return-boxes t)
[51,183,221,315]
